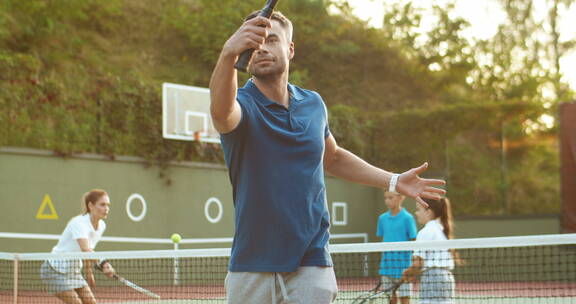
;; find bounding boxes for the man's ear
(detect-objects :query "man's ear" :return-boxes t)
[288,41,295,60]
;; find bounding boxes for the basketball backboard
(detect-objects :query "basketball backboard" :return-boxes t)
[162,83,219,143]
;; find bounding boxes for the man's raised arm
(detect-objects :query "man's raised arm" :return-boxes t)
[209,16,271,134]
[324,134,446,207]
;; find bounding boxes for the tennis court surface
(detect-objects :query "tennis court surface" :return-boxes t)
[2,234,574,303]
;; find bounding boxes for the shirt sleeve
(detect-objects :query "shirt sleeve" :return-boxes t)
[407,216,417,240]
[376,216,384,237]
[69,217,90,240]
[220,96,249,138]
[321,98,331,139]
[413,229,428,259]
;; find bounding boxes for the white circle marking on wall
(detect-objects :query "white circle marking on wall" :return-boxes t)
[126,193,147,222]
[204,197,223,224]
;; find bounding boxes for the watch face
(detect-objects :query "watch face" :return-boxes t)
[388,174,399,192]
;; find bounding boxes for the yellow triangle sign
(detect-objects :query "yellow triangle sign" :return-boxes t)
[36,194,59,220]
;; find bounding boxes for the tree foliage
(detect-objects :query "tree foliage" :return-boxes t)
[1,0,572,214]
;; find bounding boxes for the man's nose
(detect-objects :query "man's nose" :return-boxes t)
[256,45,270,54]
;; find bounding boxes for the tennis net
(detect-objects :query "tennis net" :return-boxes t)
[1,233,575,303]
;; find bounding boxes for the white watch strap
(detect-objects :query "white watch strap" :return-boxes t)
[388,173,400,193]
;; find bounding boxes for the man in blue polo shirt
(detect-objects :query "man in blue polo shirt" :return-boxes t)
[209,10,446,304]
[377,191,417,304]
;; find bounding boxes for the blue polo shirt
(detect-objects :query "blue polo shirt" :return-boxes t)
[220,79,332,272]
[376,208,417,278]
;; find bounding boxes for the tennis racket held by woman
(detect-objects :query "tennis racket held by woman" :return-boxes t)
[351,279,404,304]
[95,260,161,299]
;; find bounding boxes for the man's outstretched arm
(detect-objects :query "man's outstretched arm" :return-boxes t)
[209,16,271,134]
[323,134,445,206]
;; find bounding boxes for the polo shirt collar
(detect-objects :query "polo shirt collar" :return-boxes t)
[389,207,404,217]
[244,79,305,107]
[288,83,305,102]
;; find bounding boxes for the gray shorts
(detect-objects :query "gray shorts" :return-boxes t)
[419,268,454,304]
[40,261,87,294]
[225,266,338,304]
[381,276,412,298]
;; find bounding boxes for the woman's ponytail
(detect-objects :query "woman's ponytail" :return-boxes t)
[422,196,461,265]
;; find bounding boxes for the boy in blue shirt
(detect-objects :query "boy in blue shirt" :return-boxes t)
[377,191,417,304]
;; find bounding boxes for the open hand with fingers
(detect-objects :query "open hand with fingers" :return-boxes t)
[395,162,446,207]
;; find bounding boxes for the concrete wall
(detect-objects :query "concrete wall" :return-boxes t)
[0,148,377,252]
[454,215,560,238]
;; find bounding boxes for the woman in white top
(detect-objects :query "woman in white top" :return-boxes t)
[402,197,456,304]
[40,189,116,304]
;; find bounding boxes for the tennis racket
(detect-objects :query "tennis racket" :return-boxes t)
[95,261,161,299]
[351,279,404,304]
[234,0,280,72]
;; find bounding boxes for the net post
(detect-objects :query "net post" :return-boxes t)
[362,235,368,277]
[13,255,19,304]
[363,254,368,277]
[173,243,180,286]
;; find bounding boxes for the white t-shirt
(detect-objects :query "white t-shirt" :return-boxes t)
[413,219,454,270]
[49,213,106,273]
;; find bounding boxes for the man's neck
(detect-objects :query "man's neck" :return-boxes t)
[252,73,290,108]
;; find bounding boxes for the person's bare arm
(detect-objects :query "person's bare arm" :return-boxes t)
[323,134,394,187]
[77,238,96,287]
[402,255,424,282]
[209,16,271,134]
[323,134,445,206]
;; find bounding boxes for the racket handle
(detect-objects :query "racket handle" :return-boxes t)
[234,49,254,72]
[94,259,109,271]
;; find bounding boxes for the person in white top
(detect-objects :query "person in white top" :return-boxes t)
[40,189,116,304]
[402,197,456,304]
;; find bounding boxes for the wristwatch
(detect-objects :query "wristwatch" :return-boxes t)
[388,173,400,193]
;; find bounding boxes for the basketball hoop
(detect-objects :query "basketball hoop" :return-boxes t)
[193,131,208,151]
[162,83,220,143]
[193,131,201,142]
